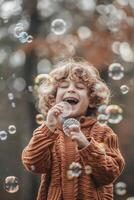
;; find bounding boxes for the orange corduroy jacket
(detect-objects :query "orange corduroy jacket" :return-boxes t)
[22,117,125,200]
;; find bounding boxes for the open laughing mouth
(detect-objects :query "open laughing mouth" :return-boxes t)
[63,97,79,105]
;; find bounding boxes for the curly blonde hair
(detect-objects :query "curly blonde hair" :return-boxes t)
[34,58,111,118]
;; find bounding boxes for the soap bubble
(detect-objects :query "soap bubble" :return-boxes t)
[51,19,67,35]
[97,114,109,125]
[120,85,129,94]
[115,181,127,196]
[67,162,82,178]
[97,104,107,114]
[35,114,44,125]
[106,105,123,124]
[58,101,73,118]
[4,176,19,193]
[108,63,124,80]
[14,24,24,38]
[8,125,16,134]
[0,130,8,141]
[18,32,28,43]
[8,93,14,101]
[27,35,33,43]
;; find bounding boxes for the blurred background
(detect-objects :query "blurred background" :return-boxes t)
[0,0,134,199]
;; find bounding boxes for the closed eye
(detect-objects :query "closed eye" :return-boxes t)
[59,82,69,88]
[75,83,86,89]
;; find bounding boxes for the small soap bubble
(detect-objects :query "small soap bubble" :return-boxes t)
[98,104,107,114]
[8,125,16,134]
[58,101,72,118]
[0,130,8,141]
[51,19,67,35]
[120,85,129,94]
[11,102,16,108]
[35,114,44,125]
[4,176,19,193]
[115,181,127,196]
[14,25,24,38]
[68,162,82,178]
[18,32,28,43]
[108,63,124,80]
[85,165,92,175]
[27,35,33,43]
[97,114,108,125]
[8,93,14,101]
[106,105,123,124]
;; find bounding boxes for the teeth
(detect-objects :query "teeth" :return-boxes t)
[63,97,79,104]
[64,98,78,103]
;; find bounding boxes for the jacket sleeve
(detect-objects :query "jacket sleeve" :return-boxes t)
[78,126,125,186]
[21,122,58,174]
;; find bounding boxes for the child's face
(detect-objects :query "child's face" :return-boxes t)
[55,77,89,118]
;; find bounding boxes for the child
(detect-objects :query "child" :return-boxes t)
[22,58,125,200]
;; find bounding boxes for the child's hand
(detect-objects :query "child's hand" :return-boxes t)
[64,124,90,149]
[46,104,63,132]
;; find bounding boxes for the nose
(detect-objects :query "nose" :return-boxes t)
[67,83,76,93]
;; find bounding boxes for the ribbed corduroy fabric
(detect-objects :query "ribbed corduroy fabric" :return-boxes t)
[22,117,125,200]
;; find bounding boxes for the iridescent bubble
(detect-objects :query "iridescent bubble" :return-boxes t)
[27,35,33,43]
[97,114,108,125]
[0,130,8,141]
[18,32,28,43]
[115,181,127,196]
[8,93,14,101]
[8,125,16,134]
[98,104,107,114]
[111,41,121,55]
[14,25,24,38]
[120,85,129,94]
[51,19,67,35]
[58,101,72,118]
[85,165,92,175]
[35,114,44,125]
[108,63,124,80]
[4,176,19,193]
[105,105,123,124]
[68,162,82,178]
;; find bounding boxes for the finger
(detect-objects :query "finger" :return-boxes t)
[51,107,63,116]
